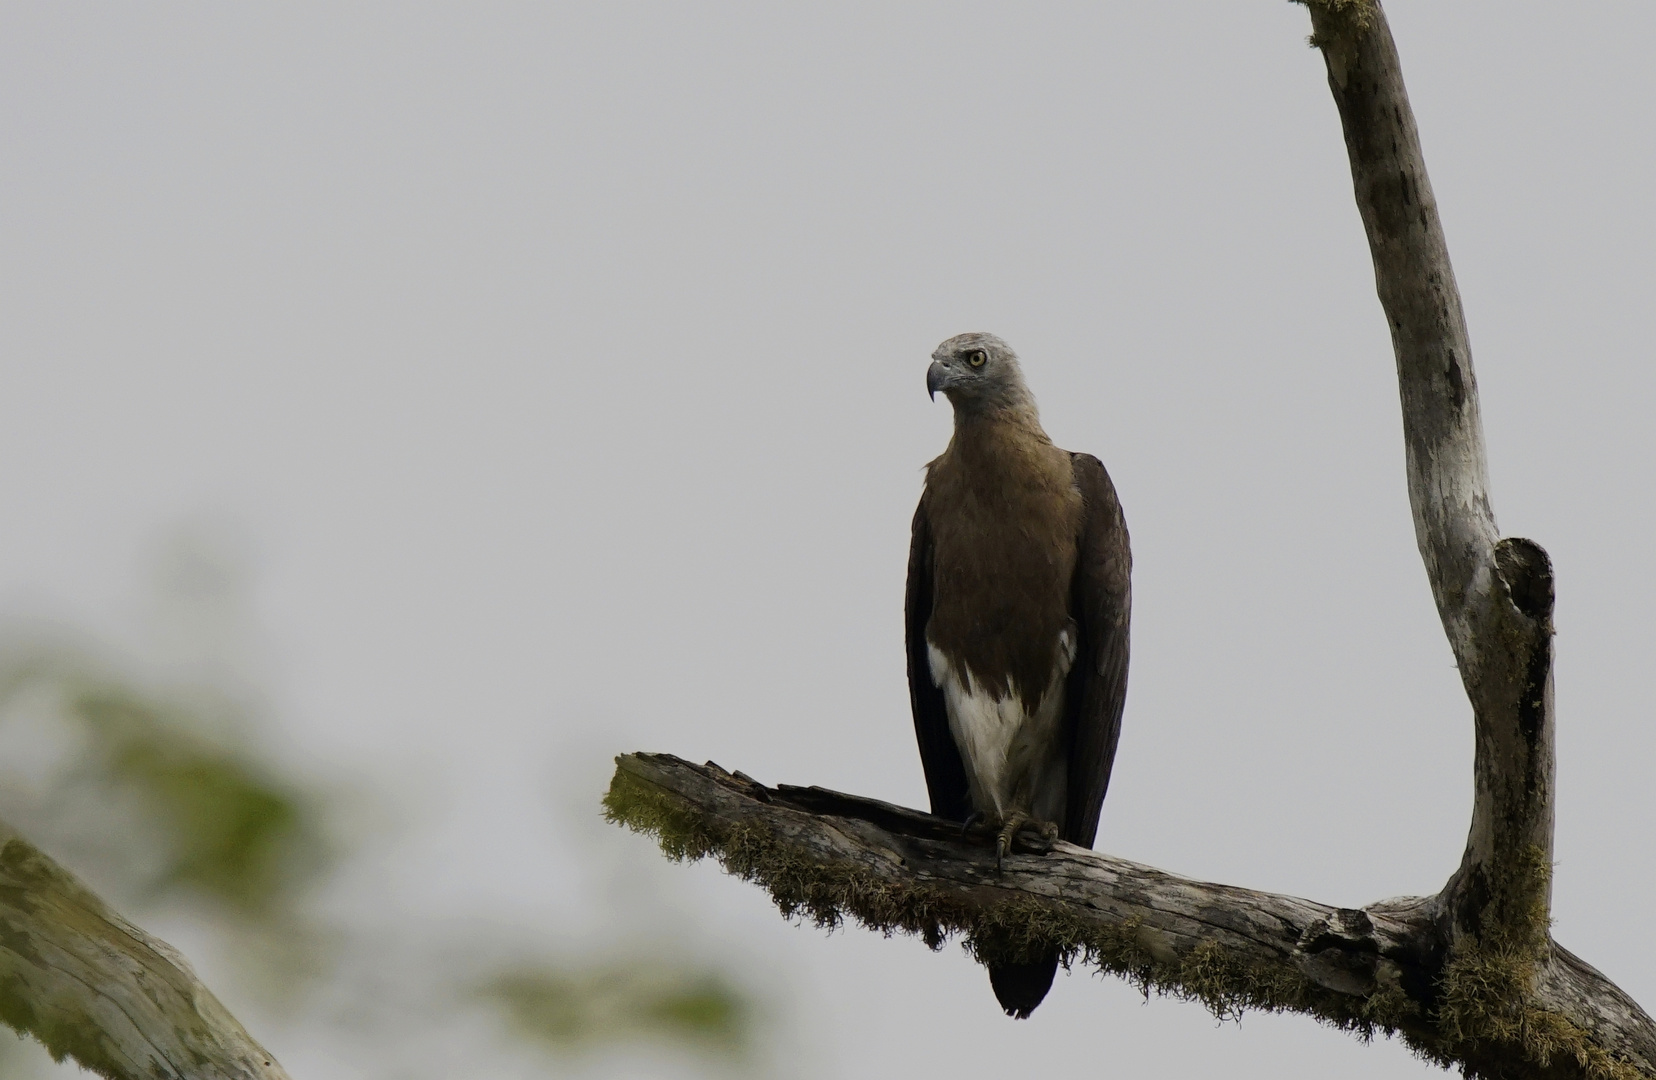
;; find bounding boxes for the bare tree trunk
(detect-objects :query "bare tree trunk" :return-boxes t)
[605,3,1656,1078]
[0,823,290,1080]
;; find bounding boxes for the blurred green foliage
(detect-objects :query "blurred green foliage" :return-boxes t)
[0,526,765,1076]
[0,657,328,924]
[0,641,765,1073]
[71,684,324,917]
[482,962,751,1058]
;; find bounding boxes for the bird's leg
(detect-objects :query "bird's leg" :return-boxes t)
[995,813,1060,873]
[960,810,986,840]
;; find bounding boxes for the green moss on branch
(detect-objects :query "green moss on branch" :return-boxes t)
[604,759,1652,1079]
[605,765,1384,1037]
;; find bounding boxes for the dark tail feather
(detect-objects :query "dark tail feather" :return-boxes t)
[988,951,1059,1018]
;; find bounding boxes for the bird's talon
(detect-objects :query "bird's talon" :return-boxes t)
[988,813,1061,861]
[995,812,1033,865]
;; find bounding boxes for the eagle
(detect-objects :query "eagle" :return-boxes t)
[906,332,1131,1018]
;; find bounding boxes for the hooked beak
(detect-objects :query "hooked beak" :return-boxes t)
[926,360,950,400]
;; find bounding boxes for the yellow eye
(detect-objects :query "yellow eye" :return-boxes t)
[967,350,987,367]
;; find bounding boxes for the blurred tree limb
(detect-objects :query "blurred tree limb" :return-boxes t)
[608,755,1654,1080]
[0,820,289,1080]
[608,2,1656,1078]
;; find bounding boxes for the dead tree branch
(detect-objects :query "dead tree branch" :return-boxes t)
[0,822,290,1080]
[1304,0,1556,947]
[605,3,1653,1077]
[608,754,1653,1079]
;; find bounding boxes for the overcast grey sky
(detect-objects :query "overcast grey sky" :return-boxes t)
[2,2,1654,1077]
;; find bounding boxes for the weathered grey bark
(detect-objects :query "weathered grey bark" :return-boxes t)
[604,2,1652,1077]
[1304,0,1556,951]
[0,822,290,1080]
[608,755,1655,1079]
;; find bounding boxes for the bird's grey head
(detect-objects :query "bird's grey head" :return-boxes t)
[926,332,1035,417]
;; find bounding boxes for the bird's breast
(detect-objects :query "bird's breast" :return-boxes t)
[922,477,1082,712]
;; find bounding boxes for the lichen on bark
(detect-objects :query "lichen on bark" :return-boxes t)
[607,758,1407,1044]
[606,756,1655,1079]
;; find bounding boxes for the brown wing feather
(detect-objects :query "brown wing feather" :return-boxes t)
[1061,452,1131,848]
[905,496,973,822]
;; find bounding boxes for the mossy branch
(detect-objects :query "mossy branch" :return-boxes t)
[606,754,1656,1079]
[0,822,289,1080]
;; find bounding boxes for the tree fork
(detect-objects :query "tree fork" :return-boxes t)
[607,2,1654,1076]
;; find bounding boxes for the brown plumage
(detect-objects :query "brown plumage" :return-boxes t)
[906,332,1131,1018]
[923,412,1083,714]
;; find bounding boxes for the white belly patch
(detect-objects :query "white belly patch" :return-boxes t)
[927,627,1076,824]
